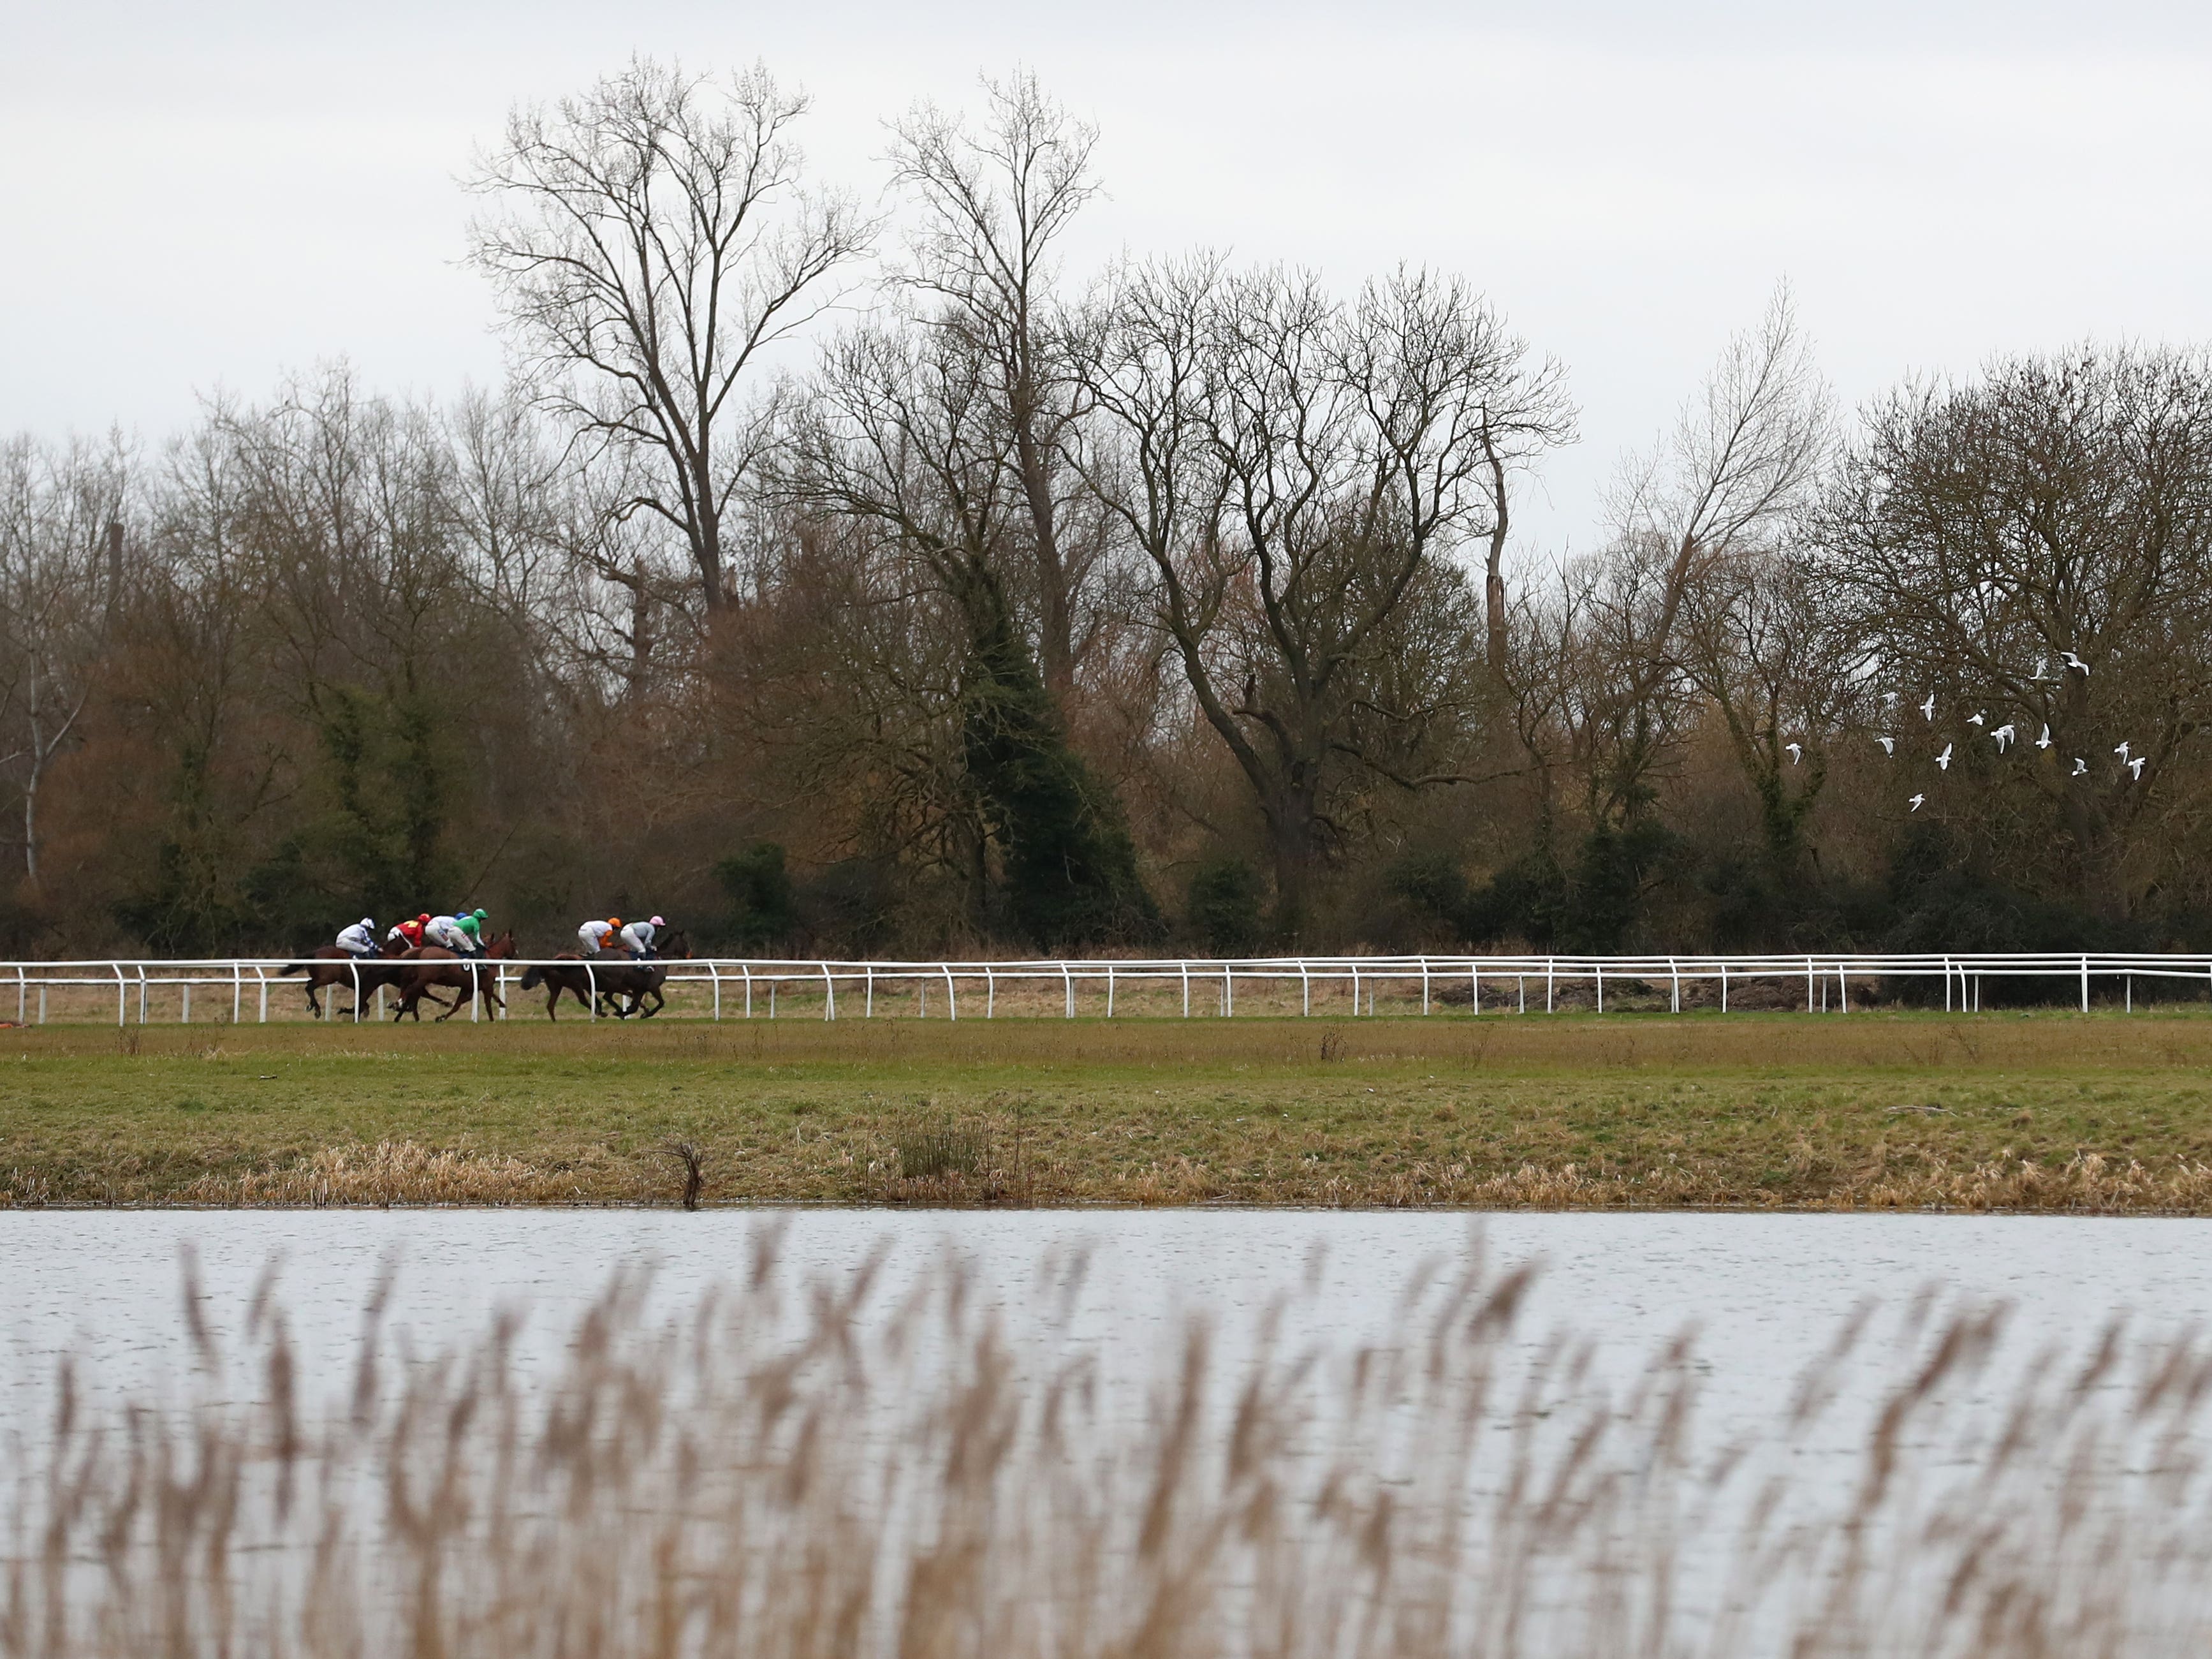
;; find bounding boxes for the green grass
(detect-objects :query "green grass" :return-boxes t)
[5,1010,2212,1209]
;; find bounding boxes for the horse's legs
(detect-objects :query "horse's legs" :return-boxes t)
[305,983,322,1019]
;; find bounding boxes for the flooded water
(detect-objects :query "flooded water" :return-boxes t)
[4,1207,2208,1433]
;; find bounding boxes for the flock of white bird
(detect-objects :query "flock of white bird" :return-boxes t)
[1784,651,2139,815]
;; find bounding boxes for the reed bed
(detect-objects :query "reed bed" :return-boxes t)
[6,1235,2212,1656]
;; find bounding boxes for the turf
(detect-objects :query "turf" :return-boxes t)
[5,1010,2212,1210]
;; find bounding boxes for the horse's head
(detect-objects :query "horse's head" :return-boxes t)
[380,935,411,957]
[659,928,693,959]
[487,930,518,959]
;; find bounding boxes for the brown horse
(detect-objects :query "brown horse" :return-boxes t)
[280,936,420,1019]
[518,929,691,1020]
[390,932,518,1022]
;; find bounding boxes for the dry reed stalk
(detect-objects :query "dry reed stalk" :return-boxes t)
[8,1235,2212,1655]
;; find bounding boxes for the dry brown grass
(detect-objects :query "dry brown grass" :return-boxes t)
[7,1237,2212,1656]
[170,1139,631,1206]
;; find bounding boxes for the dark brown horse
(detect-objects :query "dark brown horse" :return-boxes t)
[390,932,518,1022]
[518,929,691,1020]
[280,936,420,1019]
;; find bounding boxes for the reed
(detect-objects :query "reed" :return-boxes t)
[6,1236,2212,1656]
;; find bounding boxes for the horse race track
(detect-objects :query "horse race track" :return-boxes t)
[6,1012,2212,1211]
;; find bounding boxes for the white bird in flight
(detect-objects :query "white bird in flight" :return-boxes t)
[2071,757,2088,776]
[1877,735,1895,755]
[2115,741,2132,762]
[2129,756,2147,780]
[1936,743,1954,771]
[1909,793,1926,812]
[1785,742,1802,765]
[1968,711,1987,726]
[1919,694,1937,721]
[1991,723,2016,751]
[2035,724,2051,749]
[2062,651,2091,676]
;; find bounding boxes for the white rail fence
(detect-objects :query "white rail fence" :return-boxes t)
[3,952,2209,1026]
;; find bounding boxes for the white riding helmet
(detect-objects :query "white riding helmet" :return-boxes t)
[360,917,374,929]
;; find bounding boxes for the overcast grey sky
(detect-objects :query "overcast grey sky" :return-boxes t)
[6,0,2211,550]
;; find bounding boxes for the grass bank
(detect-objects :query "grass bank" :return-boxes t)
[5,1011,2212,1210]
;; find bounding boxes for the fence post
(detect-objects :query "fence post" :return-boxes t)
[13,965,21,1024]
[497,964,508,1021]
[1595,961,1604,1014]
[1546,959,1555,1013]
[1064,961,1074,1019]
[38,984,46,1024]
[1421,957,1431,1015]
[588,961,597,1021]
[471,962,480,1021]
[1301,959,1311,1016]
[1107,965,1116,1018]
[1669,957,1680,1013]
[1351,964,1361,1016]
[742,964,752,1019]
[258,967,268,1024]
[823,963,836,1021]
[1719,962,1729,1012]
[1182,962,1190,1018]
[115,963,127,1027]
[864,964,872,1019]
[1838,962,1849,1014]
[943,964,958,1021]
[1223,964,1233,1018]
[710,962,722,1021]
[1805,957,1813,1013]
[377,985,387,1021]
[138,966,147,1024]
[233,962,242,1025]
[986,966,995,1019]
[1472,961,1481,1016]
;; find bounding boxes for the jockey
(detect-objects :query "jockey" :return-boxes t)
[425,913,473,955]
[578,917,619,956]
[620,915,664,958]
[455,908,489,955]
[387,913,430,950]
[335,917,378,959]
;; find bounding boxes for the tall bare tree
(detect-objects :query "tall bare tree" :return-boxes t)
[888,71,1104,701]
[468,59,872,614]
[1575,288,1832,824]
[1080,262,1571,927]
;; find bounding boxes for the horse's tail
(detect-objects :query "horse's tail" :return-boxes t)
[519,966,545,991]
[279,961,311,977]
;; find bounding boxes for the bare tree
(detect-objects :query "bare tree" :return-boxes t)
[1079,261,1571,927]
[1576,287,1832,822]
[0,437,123,890]
[1824,346,2212,919]
[468,59,872,614]
[888,71,1105,703]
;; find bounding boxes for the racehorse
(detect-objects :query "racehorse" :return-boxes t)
[390,932,518,1022]
[279,936,418,1019]
[518,929,691,1020]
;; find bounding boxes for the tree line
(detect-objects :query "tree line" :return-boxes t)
[7,62,2212,961]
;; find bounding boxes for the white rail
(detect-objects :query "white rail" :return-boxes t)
[1,952,2208,1024]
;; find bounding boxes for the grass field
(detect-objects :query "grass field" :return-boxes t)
[6,1006,2212,1210]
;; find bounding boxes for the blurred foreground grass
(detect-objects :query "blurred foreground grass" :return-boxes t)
[5,1010,2212,1208]
[8,1235,2212,1656]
